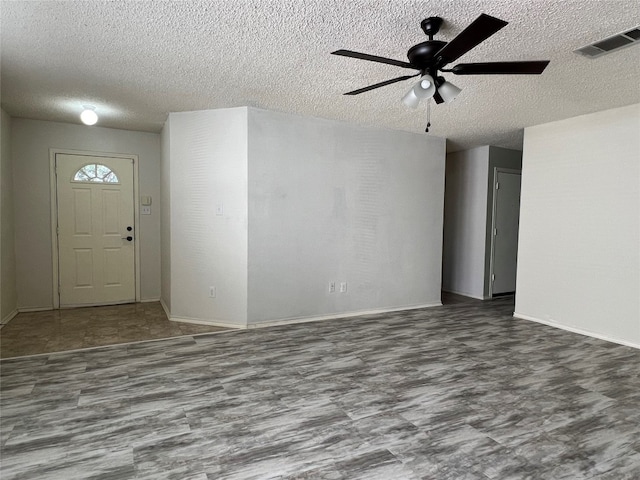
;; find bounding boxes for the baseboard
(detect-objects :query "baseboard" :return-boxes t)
[247,302,442,329]
[17,306,53,313]
[159,299,244,329]
[513,312,640,350]
[441,289,487,301]
[140,298,161,303]
[160,298,171,319]
[165,302,441,331]
[1,309,18,325]
[169,316,246,329]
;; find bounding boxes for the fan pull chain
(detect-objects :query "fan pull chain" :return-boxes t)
[425,99,432,133]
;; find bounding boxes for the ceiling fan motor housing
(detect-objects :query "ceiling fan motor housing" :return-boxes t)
[407,40,447,69]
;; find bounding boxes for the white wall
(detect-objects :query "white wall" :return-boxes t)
[442,146,490,299]
[1,109,17,323]
[11,119,161,308]
[165,109,248,327]
[247,108,445,324]
[160,119,171,312]
[516,104,640,347]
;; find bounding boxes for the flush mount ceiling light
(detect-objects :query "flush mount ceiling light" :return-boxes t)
[80,105,98,125]
[332,13,550,132]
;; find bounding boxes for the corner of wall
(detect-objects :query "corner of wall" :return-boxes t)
[0,108,18,321]
[166,108,248,328]
[160,116,172,313]
[442,146,490,299]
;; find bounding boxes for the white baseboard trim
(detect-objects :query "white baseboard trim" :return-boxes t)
[160,298,170,318]
[160,300,245,329]
[140,298,161,303]
[513,312,640,350]
[17,306,53,313]
[247,302,442,329]
[1,309,18,325]
[442,289,487,301]
[170,316,246,329]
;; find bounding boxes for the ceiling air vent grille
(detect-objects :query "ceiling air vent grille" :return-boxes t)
[575,27,640,58]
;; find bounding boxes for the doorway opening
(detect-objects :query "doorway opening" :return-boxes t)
[488,168,522,298]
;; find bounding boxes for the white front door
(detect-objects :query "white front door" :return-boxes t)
[491,170,522,295]
[56,154,135,306]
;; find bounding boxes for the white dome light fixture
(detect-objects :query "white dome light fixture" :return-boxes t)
[80,105,98,125]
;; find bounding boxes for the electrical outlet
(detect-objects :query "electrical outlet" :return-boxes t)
[209,286,216,298]
[329,282,336,293]
[340,282,347,293]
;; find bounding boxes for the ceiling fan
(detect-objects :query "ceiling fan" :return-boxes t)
[332,14,550,131]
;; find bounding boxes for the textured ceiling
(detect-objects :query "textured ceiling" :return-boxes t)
[2,0,639,151]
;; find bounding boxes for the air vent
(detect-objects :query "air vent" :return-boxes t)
[574,26,640,58]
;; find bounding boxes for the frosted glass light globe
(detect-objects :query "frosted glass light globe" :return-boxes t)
[80,108,98,125]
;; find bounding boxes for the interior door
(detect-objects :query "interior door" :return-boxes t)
[491,170,521,295]
[56,154,135,306]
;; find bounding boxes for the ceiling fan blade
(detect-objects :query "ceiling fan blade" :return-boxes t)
[332,49,416,69]
[451,61,550,75]
[435,14,508,66]
[344,74,419,95]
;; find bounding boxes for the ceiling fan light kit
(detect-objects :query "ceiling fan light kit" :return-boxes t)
[332,13,550,132]
[414,75,437,98]
[401,88,421,109]
[438,80,462,103]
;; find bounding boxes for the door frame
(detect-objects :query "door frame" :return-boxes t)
[49,148,141,309]
[488,167,521,298]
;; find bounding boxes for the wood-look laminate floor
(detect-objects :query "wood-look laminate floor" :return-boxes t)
[1,297,639,479]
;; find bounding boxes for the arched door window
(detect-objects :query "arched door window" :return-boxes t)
[72,163,120,183]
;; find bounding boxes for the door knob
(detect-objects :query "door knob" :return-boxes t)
[127,226,133,231]
[122,236,133,241]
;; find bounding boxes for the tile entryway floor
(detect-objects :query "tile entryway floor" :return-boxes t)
[0,302,228,359]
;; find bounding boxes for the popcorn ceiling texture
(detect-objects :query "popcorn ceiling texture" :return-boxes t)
[1,0,639,151]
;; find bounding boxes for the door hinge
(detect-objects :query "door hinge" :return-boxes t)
[491,274,495,282]
[496,182,500,190]
[494,228,497,236]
